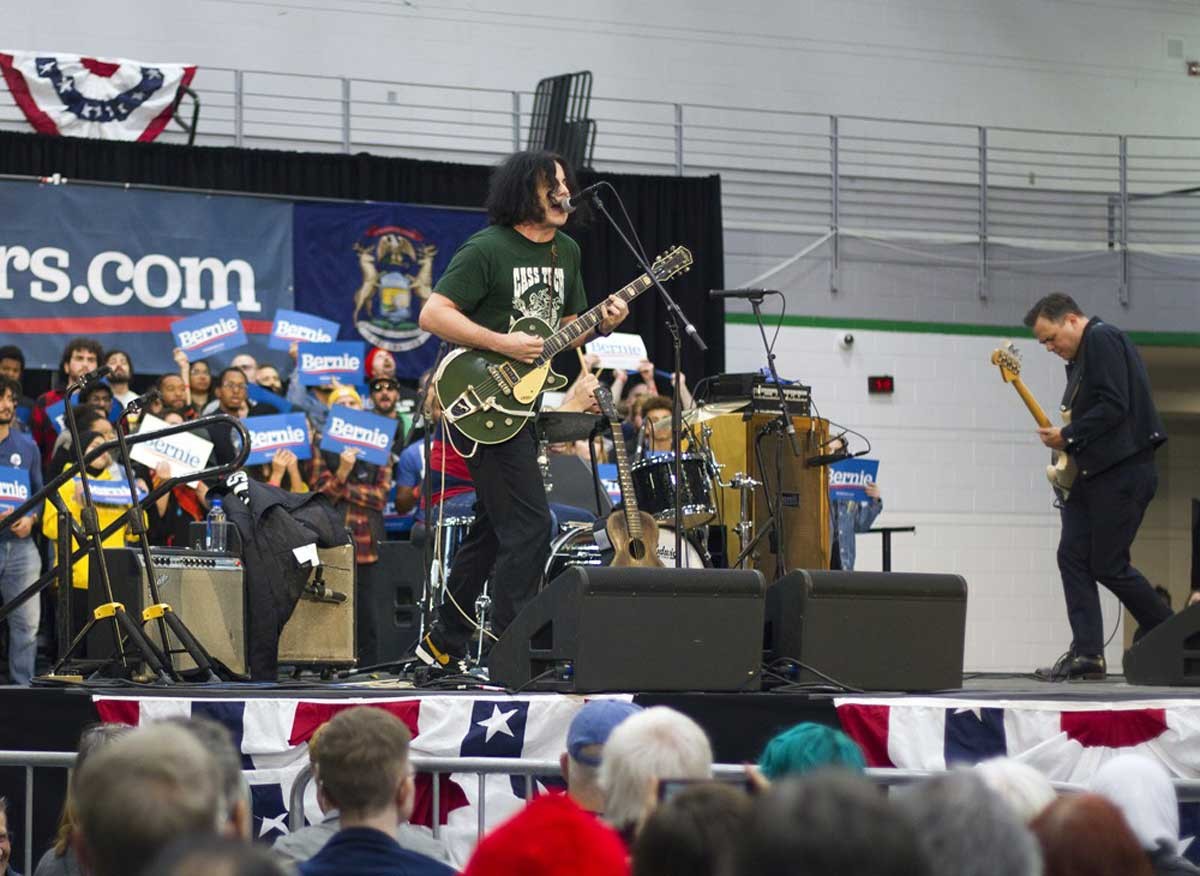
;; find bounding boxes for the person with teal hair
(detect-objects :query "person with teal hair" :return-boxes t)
[757,722,867,780]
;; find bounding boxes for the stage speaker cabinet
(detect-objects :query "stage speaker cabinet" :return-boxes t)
[766,570,967,692]
[488,566,767,693]
[89,546,356,675]
[1123,604,1200,686]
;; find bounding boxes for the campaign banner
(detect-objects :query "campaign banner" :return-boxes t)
[0,466,30,516]
[585,332,649,372]
[293,202,487,380]
[172,304,247,357]
[83,474,146,506]
[828,458,879,502]
[269,308,341,351]
[45,399,67,434]
[0,179,292,371]
[129,414,213,479]
[246,383,294,413]
[320,406,398,467]
[297,341,365,387]
[244,414,311,466]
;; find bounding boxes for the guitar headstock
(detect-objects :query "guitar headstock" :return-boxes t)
[990,342,1022,384]
[651,246,693,283]
[594,384,620,423]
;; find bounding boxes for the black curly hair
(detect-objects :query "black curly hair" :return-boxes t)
[485,150,588,227]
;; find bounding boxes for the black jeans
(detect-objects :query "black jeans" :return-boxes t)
[1056,458,1172,655]
[436,424,551,653]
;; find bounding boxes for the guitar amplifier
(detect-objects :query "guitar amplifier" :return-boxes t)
[89,546,356,675]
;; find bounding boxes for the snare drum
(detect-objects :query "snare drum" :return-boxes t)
[630,453,716,529]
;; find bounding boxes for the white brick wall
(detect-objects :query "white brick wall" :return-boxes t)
[725,320,1126,672]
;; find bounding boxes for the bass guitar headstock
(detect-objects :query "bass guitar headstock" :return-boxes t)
[594,383,620,424]
[990,342,1022,384]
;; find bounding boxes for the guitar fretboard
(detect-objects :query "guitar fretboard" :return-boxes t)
[608,420,643,540]
[536,274,654,364]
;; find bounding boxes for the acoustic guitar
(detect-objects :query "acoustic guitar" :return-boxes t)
[594,384,663,568]
[991,342,1078,501]
[434,246,693,445]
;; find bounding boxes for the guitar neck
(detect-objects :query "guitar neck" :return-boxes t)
[1011,377,1053,428]
[608,419,643,538]
[536,272,655,364]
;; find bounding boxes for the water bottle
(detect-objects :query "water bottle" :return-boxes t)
[205,498,227,553]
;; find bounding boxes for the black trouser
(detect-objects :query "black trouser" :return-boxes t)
[436,424,551,653]
[1056,457,1172,656]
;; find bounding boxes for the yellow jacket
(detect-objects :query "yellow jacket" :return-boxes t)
[43,470,142,590]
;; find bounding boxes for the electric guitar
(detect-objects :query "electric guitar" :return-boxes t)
[594,384,664,568]
[991,342,1078,501]
[434,246,693,445]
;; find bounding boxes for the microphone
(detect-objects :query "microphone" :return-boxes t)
[709,288,776,300]
[123,388,161,414]
[558,182,606,214]
[805,451,851,468]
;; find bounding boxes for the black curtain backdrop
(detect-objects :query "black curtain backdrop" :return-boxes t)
[0,131,725,382]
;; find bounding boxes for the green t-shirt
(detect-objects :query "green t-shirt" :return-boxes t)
[434,225,587,335]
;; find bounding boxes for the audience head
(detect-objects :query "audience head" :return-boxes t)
[367,347,396,381]
[733,771,931,876]
[974,757,1057,823]
[369,376,401,416]
[758,721,866,780]
[104,349,133,385]
[0,796,11,875]
[73,723,222,876]
[463,793,628,876]
[189,359,212,395]
[145,834,290,876]
[158,373,188,410]
[1031,792,1152,876]
[599,705,712,838]
[1089,753,1181,859]
[214,368,249,414]
[255,364,282,395]
[561,700,643,813]
[164,716,252,840]
[0,345,24,384]
[52,722,133,857]
[312,706,414,824]
[81,382,114,414]
[327,383,363,410]
[899,769,1040,876]
[632,781,752,876]
[59,337,103,386]
[0,376,18,416]
[230,354,257,382]
[79,430,112,473]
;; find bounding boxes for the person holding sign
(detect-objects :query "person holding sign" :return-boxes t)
[827,439,883,572]
[42,431,145,622]
[0,376,42,684]
[414,150,629,674]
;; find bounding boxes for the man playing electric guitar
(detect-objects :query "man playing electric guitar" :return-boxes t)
[415,150,629,672]
[1026,293,1171,681]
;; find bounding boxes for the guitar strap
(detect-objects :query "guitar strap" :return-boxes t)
[1060,322,1092,415]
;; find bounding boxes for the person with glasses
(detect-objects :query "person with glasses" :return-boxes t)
[205,367,276,466]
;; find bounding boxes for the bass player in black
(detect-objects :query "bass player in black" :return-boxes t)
[415,150,628,672]
[1025,292,1171,681]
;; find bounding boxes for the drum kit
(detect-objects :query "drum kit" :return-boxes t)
[425,404,762,604]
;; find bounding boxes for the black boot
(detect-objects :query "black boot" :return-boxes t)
[1034,651,1106,682]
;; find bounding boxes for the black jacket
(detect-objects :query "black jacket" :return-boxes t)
[211,472,350,679]
[1061,318,1165,479]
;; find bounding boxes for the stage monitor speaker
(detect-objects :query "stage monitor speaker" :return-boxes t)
[488,566,766,693]
[359,541,424,666]
[765,570,967,691]
[1123,605,1200,686]
[89,546,356,675]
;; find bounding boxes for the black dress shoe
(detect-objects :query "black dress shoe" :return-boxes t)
[1034,652,1106,681]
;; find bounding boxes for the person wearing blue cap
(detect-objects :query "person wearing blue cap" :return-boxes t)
[560,700,644,815]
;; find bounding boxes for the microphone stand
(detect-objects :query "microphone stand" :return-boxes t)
[587,189,706,566]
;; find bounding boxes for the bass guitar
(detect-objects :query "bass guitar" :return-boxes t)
[594,384,663,568]
[435,245,693,445]
[991,342,1078,501]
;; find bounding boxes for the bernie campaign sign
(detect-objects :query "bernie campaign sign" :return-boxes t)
[319,406,397,467]
[172,304,248,357]
[828,458,879,502]
[83,474,147,506]
[0,466,30,516]
[244,414,311,467]
[269,308,341,352]
[297,341,365,387]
